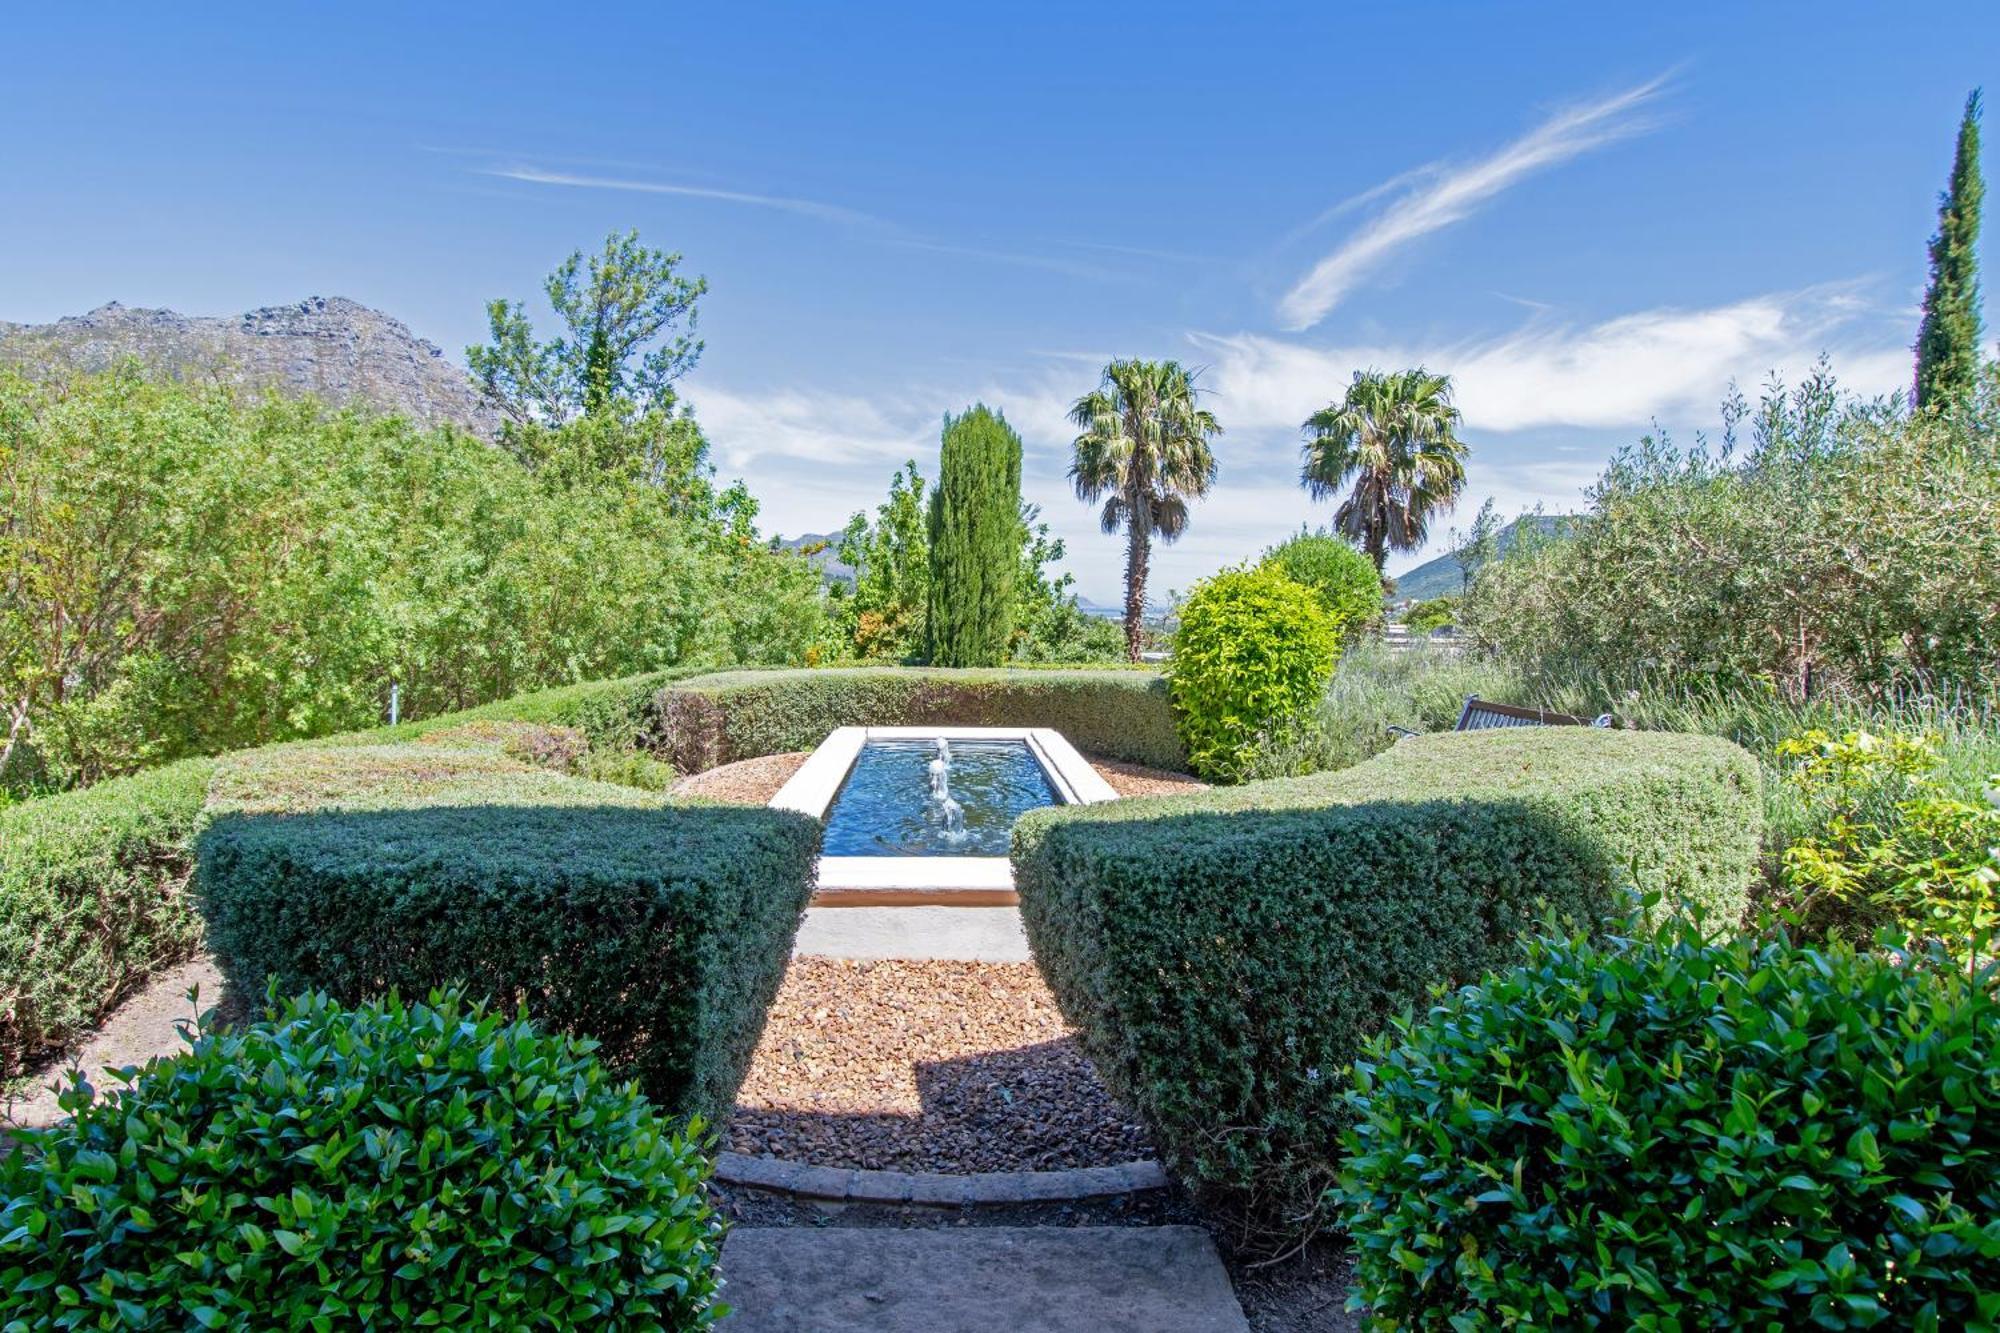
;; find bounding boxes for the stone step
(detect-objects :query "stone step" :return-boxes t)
[719,1225,1248,1332]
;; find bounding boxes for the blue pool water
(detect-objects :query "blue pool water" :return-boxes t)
[820,739,1060,857]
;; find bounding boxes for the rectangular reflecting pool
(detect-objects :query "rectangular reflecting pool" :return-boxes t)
[820,739,1060,857]
[769,726,1121,904]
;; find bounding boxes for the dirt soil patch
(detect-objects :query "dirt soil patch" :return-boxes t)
[4,956,228,1133]
[728,957,1152,1173]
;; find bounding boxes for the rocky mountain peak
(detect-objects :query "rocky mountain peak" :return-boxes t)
[0,296,502,437]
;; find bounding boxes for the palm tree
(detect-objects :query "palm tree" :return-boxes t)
[1069,360,1221,661]
[1300,369,1468,572]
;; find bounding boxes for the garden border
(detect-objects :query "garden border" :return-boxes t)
[714,1151,1167,1206]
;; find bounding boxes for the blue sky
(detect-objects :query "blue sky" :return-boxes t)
[5,4,1994,602]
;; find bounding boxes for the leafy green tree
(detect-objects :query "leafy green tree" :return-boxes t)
[834,462,932,659]
[926,406,1023,666]
[1260,530,1382,637]
[1068,360,1222,662]
[1300,369,1468,572]
[469,231,707,426]
[1448,497,1499,592]
[0,368,826,794]
[1402,596,1459,634]
[1010,503,1125,663]
[1915,91,1986,412]
[1462,362,2000,701]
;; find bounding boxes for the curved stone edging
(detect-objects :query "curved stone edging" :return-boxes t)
[715,1151,1168,1206]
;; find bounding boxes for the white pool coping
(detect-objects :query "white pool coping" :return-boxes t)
[770,726,1118,904]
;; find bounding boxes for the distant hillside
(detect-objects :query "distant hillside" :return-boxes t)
[0,297,503,436]
[1390,515,1573,602]
[775,532,856,585]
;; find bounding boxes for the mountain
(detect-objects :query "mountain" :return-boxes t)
[774,532,856,585]
[1389,515,1574,603]
[0,298,503,436]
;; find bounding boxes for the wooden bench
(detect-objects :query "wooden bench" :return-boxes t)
[1390,695,1614,740]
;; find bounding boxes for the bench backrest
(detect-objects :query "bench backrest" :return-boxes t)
[1455,696,1612,731]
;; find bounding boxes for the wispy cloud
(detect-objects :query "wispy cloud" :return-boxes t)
[687,384,936,473]
[483,164,1119,280]
[1276,72,1675,330]
[1208,283,1907,435]
[480,165,881,226]
[687,281,1909,600]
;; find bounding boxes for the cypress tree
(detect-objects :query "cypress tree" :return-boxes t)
[1914,90,1985,411]
[926,405,1024,666]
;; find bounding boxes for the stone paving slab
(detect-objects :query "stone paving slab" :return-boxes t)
[792,905,1032,961]
[720,1225,1247,1332]
[716,1151,1167,1205]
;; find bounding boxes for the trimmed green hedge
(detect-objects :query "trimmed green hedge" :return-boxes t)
[1012,727,1761,1247]
[328,667,708,752]
[649,667,1186,773]
[0,757,216,1075]
[196,740,818,1119]
[0,990,727,1329]
[0,669,712,1078]
[1336,922,2000,1328]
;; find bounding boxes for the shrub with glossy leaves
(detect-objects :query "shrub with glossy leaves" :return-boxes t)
[0,990,727,1330]
[1333,917,2000,1330]
[1169,565,1340,782]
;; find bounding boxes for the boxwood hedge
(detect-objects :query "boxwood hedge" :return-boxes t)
[0,669,715,1080]
[0,990,727,1330]
[196,740,818,1120]
[0,757,216,1075]
[648,667,1185,773]
[1011,727,1761,1247]
[1336,921,2000,1329]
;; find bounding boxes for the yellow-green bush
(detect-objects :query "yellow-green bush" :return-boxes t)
[1776,728,2000,968]
[1012,727,1761,1248]
[1168,566,1339,782]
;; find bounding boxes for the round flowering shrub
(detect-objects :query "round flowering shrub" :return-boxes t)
[1169,566,1340,782]
[1333,917,2000,1330]
[0,990,726,1330]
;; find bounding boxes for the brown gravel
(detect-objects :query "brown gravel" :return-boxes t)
[674,750,1202,805]
[671,751,810,802]
[1088,756,1207,797]
[728,958,1152,1173]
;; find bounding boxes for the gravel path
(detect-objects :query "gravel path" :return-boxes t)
[4,957,224,1132]
[674,751,1202,804]
[729,958,1152,1173]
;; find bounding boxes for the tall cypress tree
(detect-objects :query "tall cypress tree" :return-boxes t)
[1914,90,1985,411]
[926,405,1024,666]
